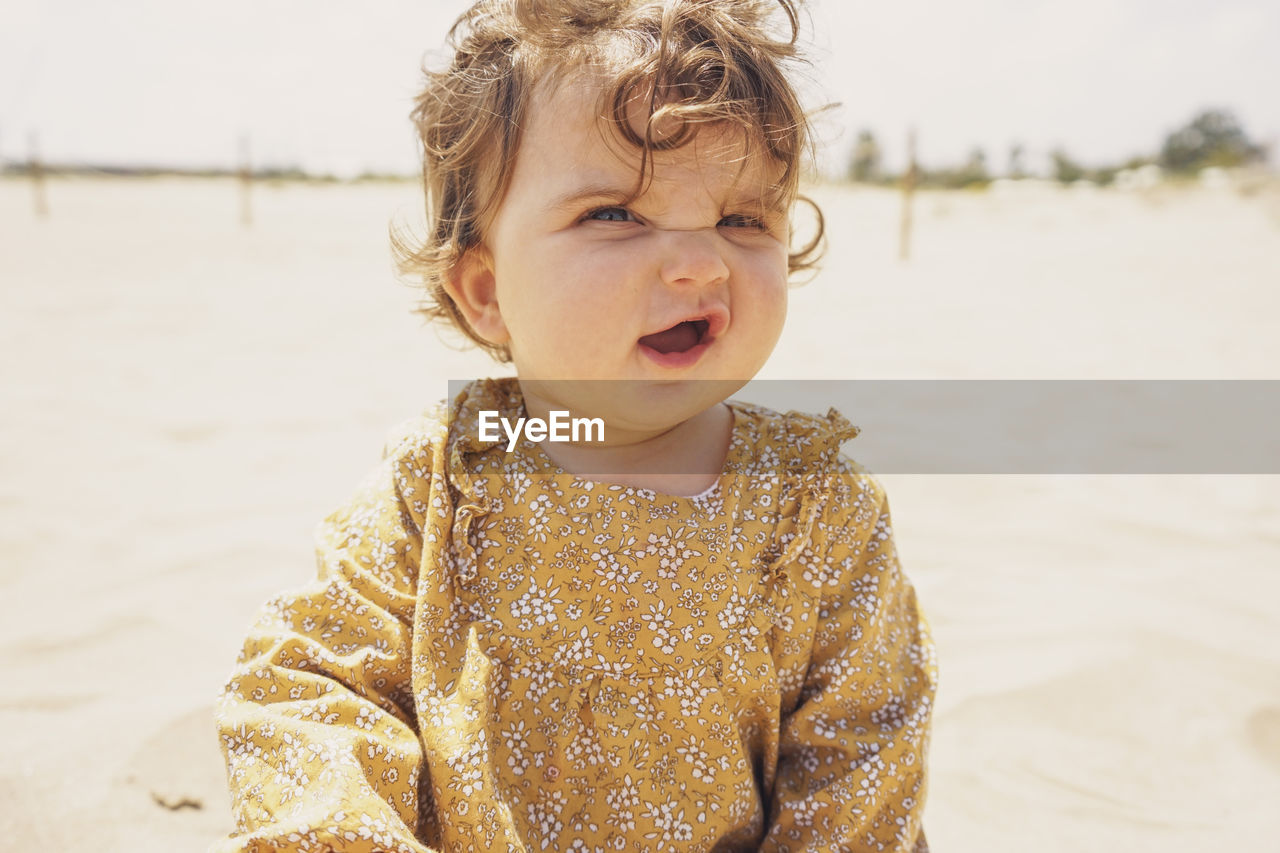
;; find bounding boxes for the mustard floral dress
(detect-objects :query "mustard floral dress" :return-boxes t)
[214,378,936,852]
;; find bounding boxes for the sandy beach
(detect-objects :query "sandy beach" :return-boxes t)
[1,175,1277,850]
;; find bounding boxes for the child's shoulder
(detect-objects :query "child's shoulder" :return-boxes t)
[372,377,521,488]
[727,398,866,472]
[375,378,507,453]
[380,399,452,463]
[726,398,887,514]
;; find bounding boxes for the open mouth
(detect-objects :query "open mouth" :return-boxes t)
[637,319,711,354]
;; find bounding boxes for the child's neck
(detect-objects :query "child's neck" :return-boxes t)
[520,389,733,497]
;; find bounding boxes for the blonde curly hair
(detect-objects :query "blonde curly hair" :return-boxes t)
[395,0,823,361]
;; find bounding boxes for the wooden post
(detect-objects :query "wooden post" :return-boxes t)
[898,127,917,262]
[238,134,252,227]
[30,131,48,218]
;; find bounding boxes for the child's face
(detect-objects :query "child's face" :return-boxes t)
[456,79,790,430]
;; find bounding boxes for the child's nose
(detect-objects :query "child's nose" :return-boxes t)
[656,228,730,288]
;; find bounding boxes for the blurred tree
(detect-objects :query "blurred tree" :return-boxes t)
[1089,165,1119,187]
[1159,109,1264,173]
[958,147,989,187]
[1050,148,1085,184]
[1007,143,1026,179]
[849,128,882,183]
[920,147,990,189]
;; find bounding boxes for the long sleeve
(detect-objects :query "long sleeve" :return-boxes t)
[762,470,937,853]
[213,450,436,853]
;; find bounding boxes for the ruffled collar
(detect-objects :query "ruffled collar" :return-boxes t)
[446,376,526,458]
[439,378,862,596]
[441,377,860,497]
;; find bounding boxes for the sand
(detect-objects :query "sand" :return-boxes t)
[2,175,1277,851]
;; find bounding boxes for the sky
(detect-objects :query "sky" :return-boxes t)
[1,0,1276,178]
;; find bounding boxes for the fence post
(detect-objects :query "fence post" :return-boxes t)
[898,127,917,262]
[30,131,48,218]
[238,135,252,227]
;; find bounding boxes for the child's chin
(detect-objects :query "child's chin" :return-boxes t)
[603,381,741,429]
[535,379,730,430]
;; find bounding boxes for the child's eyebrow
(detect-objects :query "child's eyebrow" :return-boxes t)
[546,183,785,216]
[546,184,633,213]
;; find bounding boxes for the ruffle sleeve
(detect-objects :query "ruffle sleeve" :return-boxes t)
[760,459,937,852]
[212,429,442,853]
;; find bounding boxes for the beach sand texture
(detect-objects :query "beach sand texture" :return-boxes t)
[2,176,1277,850]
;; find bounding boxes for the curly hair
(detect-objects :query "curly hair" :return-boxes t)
[394,0,824,361]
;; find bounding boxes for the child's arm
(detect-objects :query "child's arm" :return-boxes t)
[762,472,937,852]
[213,450,435,853]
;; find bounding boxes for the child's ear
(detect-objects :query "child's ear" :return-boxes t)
[443,247,510,346]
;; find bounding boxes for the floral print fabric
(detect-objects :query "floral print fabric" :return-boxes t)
[215,378,936,852]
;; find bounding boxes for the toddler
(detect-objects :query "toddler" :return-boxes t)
[215,1,936,851]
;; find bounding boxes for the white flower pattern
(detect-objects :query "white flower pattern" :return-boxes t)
[213,378,936,853]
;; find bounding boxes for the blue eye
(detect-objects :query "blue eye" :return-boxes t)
[585,207,635,223]
[718,213,766,230]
